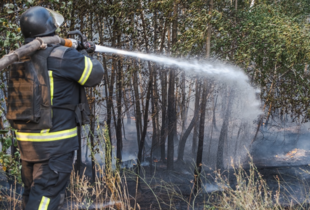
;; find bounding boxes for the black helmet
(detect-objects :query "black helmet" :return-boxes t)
[20,6,57,38]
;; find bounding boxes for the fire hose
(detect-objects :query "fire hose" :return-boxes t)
[0,30,96,71]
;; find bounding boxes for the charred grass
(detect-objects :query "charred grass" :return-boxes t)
[2,161,310,209]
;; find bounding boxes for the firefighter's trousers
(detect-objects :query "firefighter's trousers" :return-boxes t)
[21,152,74,210]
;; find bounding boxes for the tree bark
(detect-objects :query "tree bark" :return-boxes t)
[216,89,233,171]
[133,68,142,146]
[116,57,123,167]
[151,71,160,158]
[137,73,153,174]
[194,79,208,191]
[167,0,178,170]
[151,1,160,161]
[167,68,176,170]
[212,94,219,131]
[195,0,213,191]
[159,17,169,161]
[177,103,200,163]
[192,78,201,155]
[160,69,168,161]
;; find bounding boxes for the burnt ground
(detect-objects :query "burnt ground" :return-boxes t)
[1,161,310,209]
[2,131,310,209]
[59,158,310,209]
[126,163,310,209]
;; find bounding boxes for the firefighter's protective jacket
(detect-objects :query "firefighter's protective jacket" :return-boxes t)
[15,46,104,161]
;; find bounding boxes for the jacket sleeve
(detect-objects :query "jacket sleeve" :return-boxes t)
[60,48,104,87]
[82,58,105,87]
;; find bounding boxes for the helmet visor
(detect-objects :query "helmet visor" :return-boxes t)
[46,8,64,28]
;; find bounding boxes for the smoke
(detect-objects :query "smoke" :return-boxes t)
[250,120,310,167]
[204,183,228,193]
[94,46,263,169]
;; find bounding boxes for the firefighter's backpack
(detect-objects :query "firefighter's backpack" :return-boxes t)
[6,45,90,130]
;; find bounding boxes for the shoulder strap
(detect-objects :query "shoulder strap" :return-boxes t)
[49,46,70,59]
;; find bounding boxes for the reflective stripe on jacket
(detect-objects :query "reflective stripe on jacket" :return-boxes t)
[16,127,77,142]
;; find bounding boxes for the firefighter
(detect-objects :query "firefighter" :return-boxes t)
[12,6,104,210]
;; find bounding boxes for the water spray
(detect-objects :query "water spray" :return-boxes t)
[94,45,261,120]
[0,30,261,119]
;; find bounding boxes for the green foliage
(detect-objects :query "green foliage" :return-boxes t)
[177,2,222,56]
[0,17,23,57]
[176,0,310,121]
[226,3,310,121]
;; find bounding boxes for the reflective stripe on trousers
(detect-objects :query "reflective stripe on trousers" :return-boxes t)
[16,127,77,142]
[38,196,50,210]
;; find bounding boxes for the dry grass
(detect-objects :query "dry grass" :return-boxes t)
[210,161,281,209]
[65,123,135,210]
[0,179,22,210]
[207,157,309,210]
[66,165,133,210]
[2,161,310,210]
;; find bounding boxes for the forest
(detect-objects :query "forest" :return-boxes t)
[1,0,310,209]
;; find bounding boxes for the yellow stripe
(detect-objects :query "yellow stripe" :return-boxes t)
[78,57,93,85]
[38,196,50,210]
[49,70,54,118]
[78,57,88,85]
[16,127,77,142]
[40,129,50,134]
[48,71,54,105]
[85,57,93,84]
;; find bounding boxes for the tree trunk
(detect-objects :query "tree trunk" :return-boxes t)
[177,103,200,163]
[151,1,160,160]
[180,72,186,139]
[133,68,142,146]
[194,79,208,191]
[167,0,178,170]
[167,67,175,170]
[116,57,123,168]
[160,69,168,161]
[89,87,96,183]
[216,89,233,171]
[212,94,219,131]
[192,78,201,155]
[137,72,153,173]
[151,71,160,158]
[123,66,131,125]
[195,0,213,191]
[159,17,169,161]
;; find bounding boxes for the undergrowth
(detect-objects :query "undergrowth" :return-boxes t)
[1,160,310,209]
[1,124,310,209]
